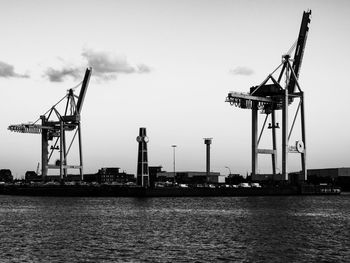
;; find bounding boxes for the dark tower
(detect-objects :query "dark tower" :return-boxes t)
[136,127,149,187]
[204,138,212,176]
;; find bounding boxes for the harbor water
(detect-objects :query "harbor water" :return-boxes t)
[0,194,349,262]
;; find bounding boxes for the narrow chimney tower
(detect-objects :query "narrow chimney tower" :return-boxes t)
[204,138,212,176]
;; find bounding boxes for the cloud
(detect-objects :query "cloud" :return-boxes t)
[137,63,152,73]
[81,49,152,79]
[0,61,29,78]
[230,66,254,76]
[45,67,81,82]
[43,49,152,82]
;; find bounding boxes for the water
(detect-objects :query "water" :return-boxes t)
[0,194,349,262]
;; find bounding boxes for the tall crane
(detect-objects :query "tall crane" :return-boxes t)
[226,11,311,181]
[8,67,92,181]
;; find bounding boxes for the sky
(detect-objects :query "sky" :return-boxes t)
[0,0,349,178]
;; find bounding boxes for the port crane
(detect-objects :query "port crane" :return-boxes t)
[226,11,311,181]
[8,68,92,181]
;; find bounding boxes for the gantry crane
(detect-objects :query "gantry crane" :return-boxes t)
[8,68,92,181]
[226,11,311,181]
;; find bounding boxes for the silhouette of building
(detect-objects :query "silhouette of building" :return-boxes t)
[84,168,135,184]
[25,171,41,182]
[225,174,245,184]
[156,171,224,184]
[307,168,350,190]
[0,169,13,182]
[149,166,164,188]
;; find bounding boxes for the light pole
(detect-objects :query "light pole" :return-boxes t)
[171,145,177,183]
[225,166,232,176]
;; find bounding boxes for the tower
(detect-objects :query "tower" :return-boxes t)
[136,127,149,187]
[204,138,212,176]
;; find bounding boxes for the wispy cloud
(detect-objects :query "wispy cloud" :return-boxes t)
[0,61,29,78]
[43,49,152,82]
[45,67,81,82]
[81,49,152,80]
[230,66,254,76]
[137,63,152,73]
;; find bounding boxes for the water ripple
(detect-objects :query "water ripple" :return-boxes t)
[0,195,349,262]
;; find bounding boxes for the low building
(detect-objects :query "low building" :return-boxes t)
[149,166,164,188]
[307,167,350,180]
[25,171,41,182]
[251,173,286,182]
[157,171,224,184]
[84,167,135,184]
[251,168,350,190]
[308,167,350,190]
[225,174,245,184]
[0,169,13,182]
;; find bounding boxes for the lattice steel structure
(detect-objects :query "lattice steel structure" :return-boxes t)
[8,68,92,180]
[226,11,311,181]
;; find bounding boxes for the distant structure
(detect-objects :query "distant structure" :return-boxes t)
[84,167,135,184]
[25,171,41,182]
[156,171,225,184]
[0,169,13,182]
[136,127,149,187]
[203,138,212,176]
[226,10,311,181]
[8,68,92,181]
[149,166,164,188]
[307,168,350,190]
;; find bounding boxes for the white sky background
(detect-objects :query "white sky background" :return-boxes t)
[0,0,349,178]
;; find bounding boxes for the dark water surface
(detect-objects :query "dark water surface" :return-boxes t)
[0,194,349,262]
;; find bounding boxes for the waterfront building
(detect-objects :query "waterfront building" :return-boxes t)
[84,167,135,184]
[156,171,224,184]
[25,171,41,182]
[0,169,13,182]
[149,166,164,188]
[307,167,350,190]
[251,167,350,190]
[225,174,245,184]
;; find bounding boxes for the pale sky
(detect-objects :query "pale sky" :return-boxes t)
[0,0,349,178]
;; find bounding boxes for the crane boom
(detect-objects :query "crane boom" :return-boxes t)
[76,67,92,115]
[288,10,311,94]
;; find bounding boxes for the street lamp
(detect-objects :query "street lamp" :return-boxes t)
[171,145,177,183]
[225,166,232,176]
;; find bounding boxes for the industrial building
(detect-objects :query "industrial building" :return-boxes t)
[149,166,164,188]
[156,171,225,185]
[250,168,350,191]
[307,167,350,178]
[225,174,245,185]
[25,171,41,182]
[307,168,350,190]
[0,169,13,182]
[84,167,135,184]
